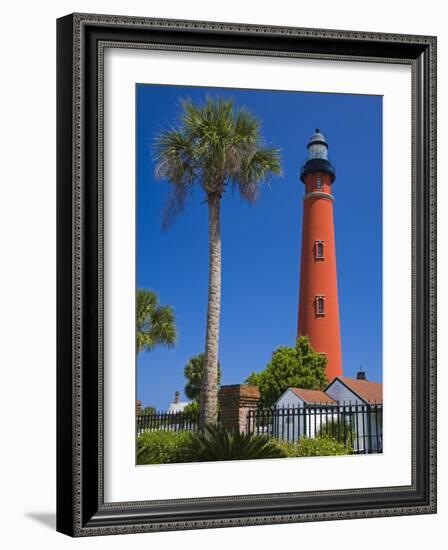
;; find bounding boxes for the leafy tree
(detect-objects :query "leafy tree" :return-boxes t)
[154,97,282,429]
[184,353,221,402]
[245,336,328,406]
[141,405,156,416]
[136,288,177,353]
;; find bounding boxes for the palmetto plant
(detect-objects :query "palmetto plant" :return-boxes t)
[154,97,282,429]
[136,288,177,353]
[185,424,286,462]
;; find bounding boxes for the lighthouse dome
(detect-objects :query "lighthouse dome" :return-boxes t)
[308,128,328,147]
[307,128,329,160]
[300,128,336,183]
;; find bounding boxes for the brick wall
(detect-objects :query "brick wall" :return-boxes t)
[219,384,260,433]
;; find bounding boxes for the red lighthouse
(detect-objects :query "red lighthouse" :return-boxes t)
[298,129,343,380]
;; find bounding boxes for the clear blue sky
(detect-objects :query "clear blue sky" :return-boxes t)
[136,84,382,410]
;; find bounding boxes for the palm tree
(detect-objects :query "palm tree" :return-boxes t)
[154,97,282,429]
[136,288,177,353]
[184,353,221,402]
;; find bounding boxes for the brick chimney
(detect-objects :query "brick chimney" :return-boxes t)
[219,384,261,433]
[174,390,180,404]
[356,368,366,381]
[136,400,142,416]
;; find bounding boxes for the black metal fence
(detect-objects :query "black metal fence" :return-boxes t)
[247,403,383,454]
[136,411,199,435]
[136,403,383,454]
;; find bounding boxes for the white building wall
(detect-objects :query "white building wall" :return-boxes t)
[276,390,304,442]
[325,379,364,404]
[276,390,303,409]
[272,383,382,452]
[275,390,339,443]
[325,380,364,451]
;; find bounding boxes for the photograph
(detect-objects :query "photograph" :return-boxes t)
[135,84,383,465]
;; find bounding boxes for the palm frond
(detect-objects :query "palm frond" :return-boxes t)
[233,107,260,144]
[153,96,282,225]
[234,146,283,203]
[185,424,286,461]
[153,129,197,229]
[136,289,177,353]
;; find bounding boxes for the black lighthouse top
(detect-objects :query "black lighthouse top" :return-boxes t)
[300,128,336,183]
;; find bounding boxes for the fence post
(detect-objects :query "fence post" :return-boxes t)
[218,384,260,433]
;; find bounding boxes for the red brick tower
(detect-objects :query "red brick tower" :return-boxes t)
[298,129,343,380]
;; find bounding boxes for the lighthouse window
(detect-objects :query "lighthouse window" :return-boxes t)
[316,176,322,189]
[315,240,325,259]
[315,296,326,316]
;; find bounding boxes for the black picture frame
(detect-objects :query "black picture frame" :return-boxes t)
[57,13,437,537]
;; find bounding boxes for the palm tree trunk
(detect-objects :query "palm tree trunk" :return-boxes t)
[200,192,222,430]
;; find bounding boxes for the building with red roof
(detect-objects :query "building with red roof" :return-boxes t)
[274,370,382,451]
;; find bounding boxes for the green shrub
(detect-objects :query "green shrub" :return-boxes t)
[182,401,200,415]
[275,436,352,457]
[137,429,351,465]
[137,430,193,465]
[186,424,287,462]
[316,419,355,448]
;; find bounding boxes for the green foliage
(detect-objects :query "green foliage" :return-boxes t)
[137,430,194,465]
[184,353,221,401]
[141,405,156,416]
[275,436,352,457]
[153,96,282,230]
[136,288,177,353]
[316,419,356,447]
[245,336,328,406]
[182,401,200,415]
[185,424,287,462]
[136,429,352,464]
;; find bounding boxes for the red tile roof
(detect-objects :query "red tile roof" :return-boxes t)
[290,388,337,404]
[336,377,383,403]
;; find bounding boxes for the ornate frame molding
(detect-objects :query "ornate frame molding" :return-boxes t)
[57,13,437,537]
